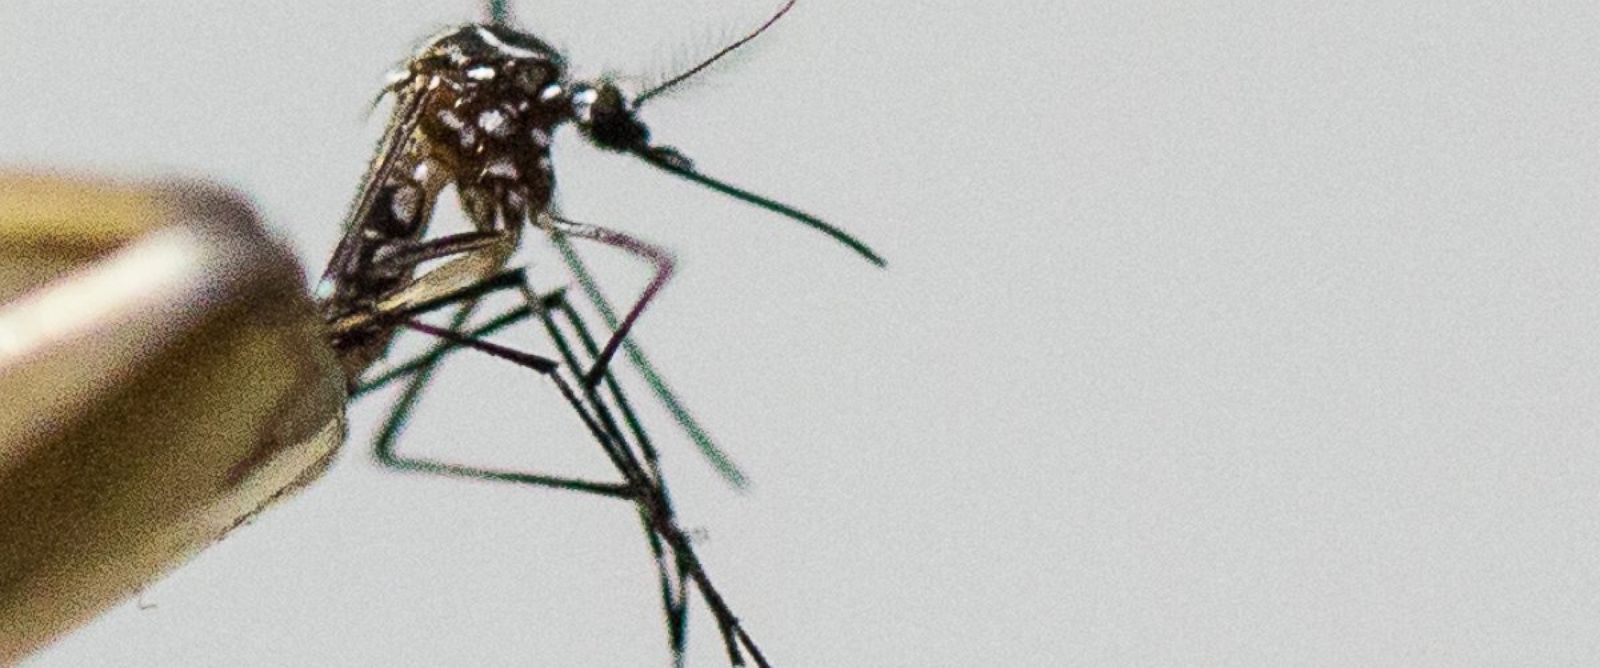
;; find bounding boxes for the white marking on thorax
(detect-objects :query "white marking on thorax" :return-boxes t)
[478,109,509,136]
[474,26,544,60]
[484,158,519,179]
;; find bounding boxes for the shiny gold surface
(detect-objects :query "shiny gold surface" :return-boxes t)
[0,174,346,662]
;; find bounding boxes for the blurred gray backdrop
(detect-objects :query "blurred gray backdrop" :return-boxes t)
[4,1,1599,665]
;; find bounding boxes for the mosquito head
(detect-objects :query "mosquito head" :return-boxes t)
[401,24,567,96]
[567,0,800,159]
[569,80,661,155]
[556,0,887,269]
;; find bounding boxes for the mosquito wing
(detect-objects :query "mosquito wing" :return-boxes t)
[318,84,431,288]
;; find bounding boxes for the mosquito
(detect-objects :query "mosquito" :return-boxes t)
[313,1,883,665]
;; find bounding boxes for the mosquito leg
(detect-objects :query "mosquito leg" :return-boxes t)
[542,214,674,389]
[361,271,631,499]
[362,279,694,655]
[524,289,770,667]
[402,290,770,667]
[395,320,648,492]
[358,270,767,665]
[354,302,531,396]
[352,270,538,397]
[352,269,644,490]
[354,269,640,485]
[552,233,748,487]
[528,284,696,656]
[533,286,665,476]
[359,271,670,488]
[358,271,684,557]
[530,279,775,664]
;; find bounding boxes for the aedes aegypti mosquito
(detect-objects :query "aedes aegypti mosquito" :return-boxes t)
[314,1,883,665]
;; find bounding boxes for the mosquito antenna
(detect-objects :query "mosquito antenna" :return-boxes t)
[634,0,798,106]
[634,147,887,267]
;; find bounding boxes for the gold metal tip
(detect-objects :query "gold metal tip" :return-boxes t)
[0,173,347,661]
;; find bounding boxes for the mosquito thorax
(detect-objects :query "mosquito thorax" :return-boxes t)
[389,24,584,202]
[405,24,565,93]
[396,25,661,165]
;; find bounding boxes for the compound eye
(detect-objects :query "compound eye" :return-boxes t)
[569,82,649,151]
[585,84,630,128]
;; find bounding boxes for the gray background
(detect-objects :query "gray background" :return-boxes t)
[6,1,1600,665]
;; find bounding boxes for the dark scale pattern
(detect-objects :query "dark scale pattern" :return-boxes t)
[418,73,562,230]
[323,24,575,372]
